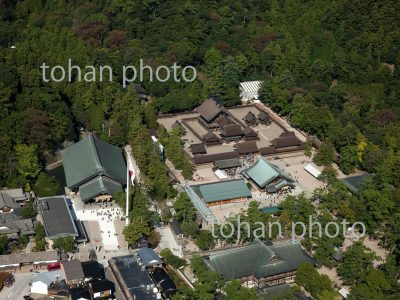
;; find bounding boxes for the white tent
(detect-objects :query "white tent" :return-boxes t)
[304,163,321,179]
[239,81,263,101]
[214,169,229,180]
[339,287,350,299]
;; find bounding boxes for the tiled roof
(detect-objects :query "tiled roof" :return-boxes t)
[257,111,270,122]
[61,133,126,190]
[214,158,241,169]
[0,213,34,235]
[62,259,84,281]
[202,132,220,143]
[216,115,231,128]
[137,248,162,267]
[0,250,61,266]
[244,111,257,125]
[244,127,258,138]
[79,176,122,202]
[190,143,207,154]
[236,141,259,154]
[183,184,214,221]
[0,192,18,209]
[259,146,277,155]
[196,99,224,122]
[207,240,314,281]
[32,270,66,286]
[221,124,244,137]
[242,158,280,188]
[271,134,303,148]
[193,179,252,203]
[193,151,239,164]
[37,196,78,239]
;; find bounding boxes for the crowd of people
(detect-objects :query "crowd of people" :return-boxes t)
[82,201,125,223]
[224,166,241,178]
[243,153,256,166]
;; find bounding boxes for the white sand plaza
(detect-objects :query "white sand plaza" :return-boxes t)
[69,193,125,251]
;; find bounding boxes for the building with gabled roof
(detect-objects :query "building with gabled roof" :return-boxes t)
[137,248,163,267]
[79,176,123,203]
[221,124,244,141]
[236,140,259,154]
[242,158,295,192]
[61,259,84,285]
[190,143,207,155]
[193,151,239,165]
[61,133,126,202]
[196,98,224,123]
[244,111,257,126]
[271,132,304,149]
[216,115,231,128]
[0,192,19,212]
[257,111,271,124]
[109,255,159,300]
[1,188,29,201]
[0,213,35,238]
[31,270,66,295]
[89,279,115,300]
[0,251,63,270]
[202,131,220,145]
[340,173,372,194]
[151,267,177,297]
[244,127,258,140]
[70,287,91,300]
[214,158,242,169]
[204,239,315,287]
[37,196,80,240]
[191,179,252,206]
[81,261,105,281]
[183,184,216,226]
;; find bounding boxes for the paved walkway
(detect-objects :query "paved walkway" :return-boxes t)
[70,194,125,251]
[156,226,183,257]
[0,272,32,300]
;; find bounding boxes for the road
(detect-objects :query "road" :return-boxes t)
[0,272,33,300]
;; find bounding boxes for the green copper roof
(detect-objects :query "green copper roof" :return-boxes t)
[242,158,280,188]
[340,174,372,194]
[242,158,294,191]
[260,206,280,214]
[265,179,295,193]
[183,184,214,221]
[207,240,315,281]
[79,176,123,202]
[61,134,126,189]
[258,283,292,299]
[193,179,252,203]
[214,158,241,169]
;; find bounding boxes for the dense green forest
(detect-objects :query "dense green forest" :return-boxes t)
[1,0,399,182]
[1,0,400,297]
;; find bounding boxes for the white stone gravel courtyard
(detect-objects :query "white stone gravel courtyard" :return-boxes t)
[69,193,125,251]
